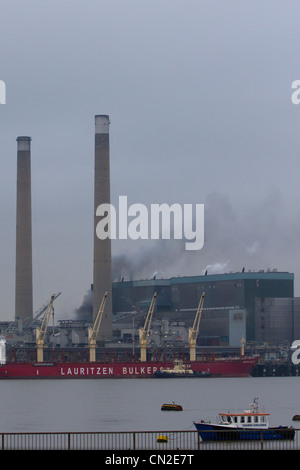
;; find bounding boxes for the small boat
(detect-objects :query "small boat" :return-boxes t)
[193,398,295,441]
[161,402,183,411]
[292,415,300,421]
[155,359,211,378]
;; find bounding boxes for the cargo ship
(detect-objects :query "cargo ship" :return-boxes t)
[0,355,259,379]
[0,292,259,379]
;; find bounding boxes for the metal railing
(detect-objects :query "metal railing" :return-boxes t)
[0,429,299,450]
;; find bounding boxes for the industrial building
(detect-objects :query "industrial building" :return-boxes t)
[111,270,296,349]
[7,116,299,368]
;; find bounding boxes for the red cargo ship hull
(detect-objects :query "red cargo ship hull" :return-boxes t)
[0,356,258,379]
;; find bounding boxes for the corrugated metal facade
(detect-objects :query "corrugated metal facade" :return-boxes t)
[112,271,294,343]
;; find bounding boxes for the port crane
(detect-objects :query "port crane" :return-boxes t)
[188,292,205,361]
[28,292,61,329]
[5,292,61,336]
[88,291,108,362]
[139,292,157,362]
[36,293,56,363]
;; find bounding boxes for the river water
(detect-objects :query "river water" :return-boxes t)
[0,376,299,434]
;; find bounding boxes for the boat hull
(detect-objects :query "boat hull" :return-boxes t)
[154,371,211,378]
[161,404,183,411]
[193,422,295,441]
[0,356,259,379]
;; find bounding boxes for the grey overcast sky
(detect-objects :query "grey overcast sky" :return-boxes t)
[1,0,300,320]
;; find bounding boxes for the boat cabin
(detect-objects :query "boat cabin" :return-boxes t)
[219,411,270,428]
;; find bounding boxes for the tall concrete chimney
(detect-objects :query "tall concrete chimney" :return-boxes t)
[93,115,112,341]
[15,136,33,324]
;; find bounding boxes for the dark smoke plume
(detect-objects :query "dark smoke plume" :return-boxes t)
[75,189,300,318]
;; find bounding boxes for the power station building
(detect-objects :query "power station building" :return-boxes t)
[10,117,299,354]
[112,270,296,347]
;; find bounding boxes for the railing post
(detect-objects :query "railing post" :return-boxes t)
[1,433,4,451]
[132,432,136,450]
[260,430,263,450]
[68,432,71,450]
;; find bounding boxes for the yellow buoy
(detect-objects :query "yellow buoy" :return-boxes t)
[157,435,168,443]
